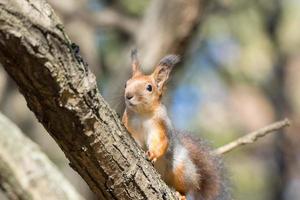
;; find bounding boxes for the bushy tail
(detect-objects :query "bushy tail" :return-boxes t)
[179,133,230,200]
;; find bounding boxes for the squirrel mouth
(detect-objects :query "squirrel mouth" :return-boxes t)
[126,101,136,107]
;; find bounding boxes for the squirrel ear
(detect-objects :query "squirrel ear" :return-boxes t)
[152,55,180,91]
[131,49,142,76]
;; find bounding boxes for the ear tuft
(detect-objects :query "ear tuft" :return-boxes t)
[130,48,141,75]
[158,55,180,68]
[152,54,180,92]
[131,48,138,61]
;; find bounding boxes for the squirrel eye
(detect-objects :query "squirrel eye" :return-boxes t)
[146,84,152,92]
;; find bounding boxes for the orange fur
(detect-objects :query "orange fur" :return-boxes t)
[122,111,128,126]
[124,74,161,114]
[181,135,221,200]
[123,109,169,162]
[147,120,169,162]
[171,163,186,194]
[123,52,224,199]
[122,110,146,149]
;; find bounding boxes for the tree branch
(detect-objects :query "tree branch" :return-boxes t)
[0,0,177,199]
[79,8,139,36]
[48,0,139,36]
[0,112,84,200]
[136,0,208,71]
[214,119,291,155]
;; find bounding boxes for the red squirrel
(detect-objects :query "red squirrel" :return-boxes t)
[122,50,224,200]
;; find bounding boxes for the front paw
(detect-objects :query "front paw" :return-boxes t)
[175,192,186,200]
[146,150,157,163]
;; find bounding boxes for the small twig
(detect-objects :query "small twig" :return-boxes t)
[214,118,291,155]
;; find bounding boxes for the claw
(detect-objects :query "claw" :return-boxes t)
[146,150,157,163]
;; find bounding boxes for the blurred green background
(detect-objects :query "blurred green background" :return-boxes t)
[1,0,300,199]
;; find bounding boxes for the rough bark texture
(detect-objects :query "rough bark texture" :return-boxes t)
[0,0,178,199]
[0,112,84,200]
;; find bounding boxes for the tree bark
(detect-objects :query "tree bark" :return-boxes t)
[0,112,84,200]
[0,0,178,199]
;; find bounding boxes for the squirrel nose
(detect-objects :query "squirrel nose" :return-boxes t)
[126,94,133,100]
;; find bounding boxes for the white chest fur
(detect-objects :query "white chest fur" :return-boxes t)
[126,106,174,179]
[127,105,172,148]
[128,114,170,177]
[128,114,152,150]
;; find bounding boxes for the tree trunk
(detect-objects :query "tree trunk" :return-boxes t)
[0,0,178,199]
[0,112,84,200]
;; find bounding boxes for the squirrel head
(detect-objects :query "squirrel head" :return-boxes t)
[124,49,180,114]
